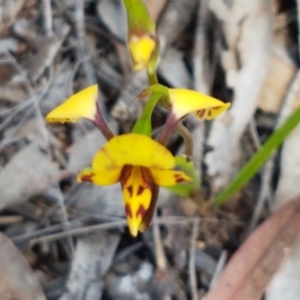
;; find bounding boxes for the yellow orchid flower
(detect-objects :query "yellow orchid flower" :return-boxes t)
[77,133,191,236]
[129,34,156,71]
[168,88,231,121]
[46,85,113,140]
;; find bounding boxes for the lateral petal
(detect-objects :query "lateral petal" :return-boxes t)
[150,169,192,187]
[46,85,99,123]
[77,167,121,185]
[169,88,230,120]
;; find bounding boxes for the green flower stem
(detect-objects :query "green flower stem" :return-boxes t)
[147,40,160,84]
[214,106,300,206]
[132,93,161,136]
[176,122,193,159]
[147,68,158,86]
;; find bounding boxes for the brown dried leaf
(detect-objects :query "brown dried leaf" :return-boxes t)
[0,232,46,300]
[257,53,296,114]
[204,195,300,300]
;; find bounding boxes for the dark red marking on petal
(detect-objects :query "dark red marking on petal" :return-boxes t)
[80,173,95,183]
[208,110,212,117]
[127,186,133,197]
[136,204,146,218]
[137,186,145,196]
[120,165,132,183]
[141,167,153,192]
[140,185,159,231]
[125,204,133,219]
[175,174,186,183]
[197,109,205,118]
[213,106,221,110]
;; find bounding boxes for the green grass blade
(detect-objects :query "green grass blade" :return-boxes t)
[214,106,300,205]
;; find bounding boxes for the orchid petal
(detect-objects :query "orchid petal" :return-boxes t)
[46,85,98,123]
[91,133,175,171]
[150,169,192,187]
[121,166,153,236]
[77,167,121,185]
[169,88,230,120]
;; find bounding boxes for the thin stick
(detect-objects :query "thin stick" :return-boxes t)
[29,220,127,246]
[74,0,112,118]
[176,122,194,159]
[153,212,168,270]
[152,211,172,300]
[189,218,200,300]
[245,159,274,237]
[194,0,209,94]
[25,217,202,246]
[209,250,228,289]
[68,48,104,96]
[3,53,49,146]
[297,0,300,59]
[74,0,96,86]
[42,0,53,37]
[55,187,75,254]
[244,120,274,236]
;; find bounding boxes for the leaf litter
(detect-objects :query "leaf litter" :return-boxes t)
[0,0,300,299]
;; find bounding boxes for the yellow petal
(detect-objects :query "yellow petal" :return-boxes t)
[169,88,230,120]
[77,167,121,185]
[121,166,153,236]
[150,169,192,186]
[46,85,98,123]
[91,133,175,172]
[129,35,156,71]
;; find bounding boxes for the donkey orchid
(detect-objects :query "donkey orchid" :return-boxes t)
[77,133,191,236]
[45,85,191,236]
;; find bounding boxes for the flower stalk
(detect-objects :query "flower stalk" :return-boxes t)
[94,104,114,140]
